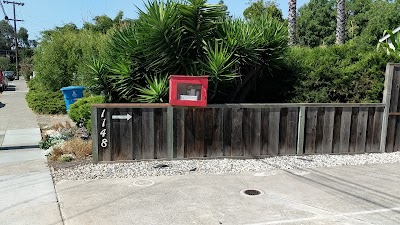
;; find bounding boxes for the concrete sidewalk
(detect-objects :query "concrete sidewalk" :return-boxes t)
[0,78,63,225]
[56,163,400,225]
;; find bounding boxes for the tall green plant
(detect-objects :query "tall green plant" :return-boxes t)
[93,0,288,103]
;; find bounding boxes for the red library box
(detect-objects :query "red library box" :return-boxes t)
[169,75,208,107]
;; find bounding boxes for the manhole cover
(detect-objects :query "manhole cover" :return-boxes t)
[132,179,155,187]
[240,189,264,196]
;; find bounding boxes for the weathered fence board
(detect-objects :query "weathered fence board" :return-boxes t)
[268,108,281,155]
[212,108,223,157]
[332,108,342,153]
[304,108,318,154]
[386,67,400,152]
[131,108,142,160]
[322,107,335,154]
[174,108,185,158]
[339,108,352,153]
[222,108,232,156]
[301,106,383,155]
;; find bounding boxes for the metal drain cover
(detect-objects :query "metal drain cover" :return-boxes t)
[240,189,264,196]
[132,179,155,187]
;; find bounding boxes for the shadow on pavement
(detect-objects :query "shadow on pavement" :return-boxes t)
[6,85,16,91]
[0,145,39,151]
[0,102,5,108]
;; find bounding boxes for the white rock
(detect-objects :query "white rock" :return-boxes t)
[51,152,400,183]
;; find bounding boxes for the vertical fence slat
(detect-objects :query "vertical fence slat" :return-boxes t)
[110,108,119,160]
[393,118,400,152]
[252,108,262,156]
[223,108,232,156]
[386,117,396,153]
[154,108,168,159]
[322,107,335,154]
[332,108,342,154]
[372,107,384,152]
[305,107,318,154]
[261,108,270,155]
[132,109,142,160]
[175,108,185,159]
[154,109,162,159]
[185,109,195,157]
[194,108,205,157]
[243,108,252,156]
[356,107,368,153]
[315,108,325,154]
[381,64,396,152]
[231,108,243,156]
[286,108,299,154]
[142,108,155,159]
[212,108,223,157]
[297,106,305,155]
[120,109,133,160]
[348,108,359,153]
[339,107,352,153]
[204,108,213,157]
[385,66,400,152]
[365,107,375,153]
[279,108,288,155]
[163,108,169,159]
[268,108,280,155]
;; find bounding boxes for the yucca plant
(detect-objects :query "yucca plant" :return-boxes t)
[86,58,114,102]
[89,0,288,103]
[135,75,169,103]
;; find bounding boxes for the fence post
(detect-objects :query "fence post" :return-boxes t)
[167,106,174,160]
[297,106,306,155]
[380,64,395,153]
[91,107,99,163]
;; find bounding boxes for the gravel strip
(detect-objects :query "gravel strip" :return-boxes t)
[51,152,400,182]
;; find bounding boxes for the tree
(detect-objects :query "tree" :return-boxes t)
[92,15,114,33]
[335,0,345,44]
[83,12,132,33]
[0,20,13,50]
[243,0,283,21]
[288,0,297,45]
[297,0,336,47]
[296,0,400,47]
[17,27,29,48]
[113,11,124,24]
[34,28,107,92]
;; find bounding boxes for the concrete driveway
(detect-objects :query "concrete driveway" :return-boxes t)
[56,163,400,225]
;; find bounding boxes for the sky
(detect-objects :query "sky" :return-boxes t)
[2,0,308,40]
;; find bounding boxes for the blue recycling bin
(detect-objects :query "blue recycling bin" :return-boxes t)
[60,86,85,111]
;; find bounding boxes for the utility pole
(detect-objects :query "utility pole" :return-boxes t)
[3,1,24,80]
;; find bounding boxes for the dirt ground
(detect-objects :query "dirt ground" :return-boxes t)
[47,157,92,171]
[36,113,91,171]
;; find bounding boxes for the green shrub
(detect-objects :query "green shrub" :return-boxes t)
[69,95,105,132]
[26,90,66,114]
[283,41,400,103]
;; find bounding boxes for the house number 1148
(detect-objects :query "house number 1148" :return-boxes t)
[100,109,108,148]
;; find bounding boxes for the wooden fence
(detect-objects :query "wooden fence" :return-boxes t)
[91,63,400,162]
